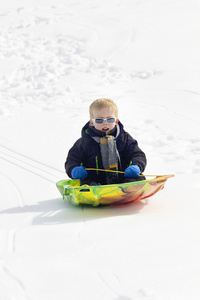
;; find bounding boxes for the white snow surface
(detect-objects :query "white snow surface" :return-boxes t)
[0,0,200,299]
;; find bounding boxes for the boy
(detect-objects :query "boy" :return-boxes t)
[65,98,147,185]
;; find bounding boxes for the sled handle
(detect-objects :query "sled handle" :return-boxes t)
[85,168,174,178]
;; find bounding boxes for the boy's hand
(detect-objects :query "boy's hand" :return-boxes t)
[71,166,88,179]
[124,165,140,178]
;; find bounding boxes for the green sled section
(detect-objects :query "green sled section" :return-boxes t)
[56,175,174,207]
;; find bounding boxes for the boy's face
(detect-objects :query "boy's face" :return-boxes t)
[90,107,119,134]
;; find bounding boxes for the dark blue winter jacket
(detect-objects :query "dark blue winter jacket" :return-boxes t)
[65,121,147,184]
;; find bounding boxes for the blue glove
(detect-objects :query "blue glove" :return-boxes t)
[71,166,88,179]
[124,165,140,178]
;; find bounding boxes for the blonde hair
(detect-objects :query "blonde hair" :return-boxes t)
[89,98,118,119]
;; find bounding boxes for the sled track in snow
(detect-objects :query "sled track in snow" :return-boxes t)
[0,258,27,299]
[0,143,63,184]
[0,143,64,298]
[2,263,26,295]
[0,171,25,207]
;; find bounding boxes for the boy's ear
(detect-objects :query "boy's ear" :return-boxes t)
[89,119,94,126]
[116,118,119,124]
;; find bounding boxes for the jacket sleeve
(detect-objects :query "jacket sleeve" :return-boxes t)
[122,132,147,173]
[129,143,147,173]
[65,138,86,178]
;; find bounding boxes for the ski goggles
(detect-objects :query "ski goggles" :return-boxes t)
[92,117,116,124]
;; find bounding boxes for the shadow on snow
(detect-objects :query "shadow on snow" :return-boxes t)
[0,197,149,225]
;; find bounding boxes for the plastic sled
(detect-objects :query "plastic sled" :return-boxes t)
[56,174,174,206]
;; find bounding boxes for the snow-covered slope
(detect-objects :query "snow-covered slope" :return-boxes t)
[0,1,200,299]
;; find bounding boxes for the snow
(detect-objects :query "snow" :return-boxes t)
[0,0,200,299]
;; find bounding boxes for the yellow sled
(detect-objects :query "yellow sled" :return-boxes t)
[56,174,174,207]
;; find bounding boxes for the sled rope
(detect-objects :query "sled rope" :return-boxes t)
[86,168,124,174]
[85,168,163,177]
